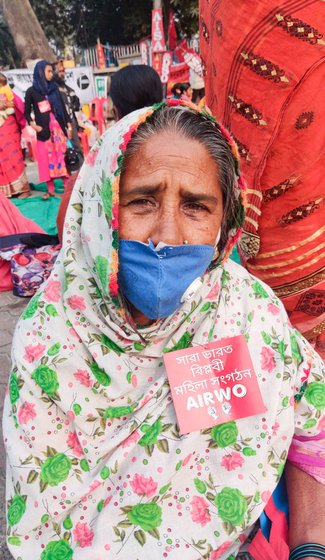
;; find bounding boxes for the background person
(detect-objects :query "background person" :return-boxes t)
[199,0,325,359]
[25,60,72,200]
[109,64,163,119]
[53,59,83,164]
[0,73,30,198]
[4,101,324,559]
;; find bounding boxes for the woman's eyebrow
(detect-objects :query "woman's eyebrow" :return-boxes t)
[181,190,220,204]
[123,184,162,196]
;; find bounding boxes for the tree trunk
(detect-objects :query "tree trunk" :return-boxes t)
[0,0,55,66]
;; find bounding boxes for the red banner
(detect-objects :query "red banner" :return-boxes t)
[96,43,106,69]
[152,51,163,76]
[167,62,190,95]
[160,51,173,84]
[168,10,177,50]
[152,9,166,53]
[175,39,203,77]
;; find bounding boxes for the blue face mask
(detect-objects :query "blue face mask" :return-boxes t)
[118,239,215,320]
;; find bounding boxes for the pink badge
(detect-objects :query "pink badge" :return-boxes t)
[38,99,51,113]
[164,335,266,434]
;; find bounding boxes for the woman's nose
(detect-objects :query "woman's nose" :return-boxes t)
[150,206,184,246]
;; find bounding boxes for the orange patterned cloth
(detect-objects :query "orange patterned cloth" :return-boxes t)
[200,0,325,358]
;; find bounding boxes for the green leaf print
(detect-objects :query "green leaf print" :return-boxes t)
[200,302,211,313]
[9,372,20,405]
[215,487,248,526]
[21,293,41,319]
[7,494,27,526]
[73,403,82,416]
[103,406,133,418]
[139,420,163,446]
[290,333,303,366]
[242,447,256,457]
[80,458,90,472]
[90,361,111,387]
[211,422,238,448]
[261,331,271,345]
[134,342,145,351]
[100,466,110,480]
[7,536,21,546]
[100,334,125,354]
[134,529,146,546]
[40,453,72,486]
[163,331,193,353]
[47,343,61,356]
[252,281,269,299]
[31,365,59,396]
[303,418,317,429]
[100,176,113,219]
[127,503,162,532]
[95,255,109,294]
[63,515,73,530]
[41,540,73,560]
[194,478,207,494]
[304,382,325,410]
[45,304,59,317]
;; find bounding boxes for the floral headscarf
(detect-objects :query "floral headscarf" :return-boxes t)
[3,101,324,560]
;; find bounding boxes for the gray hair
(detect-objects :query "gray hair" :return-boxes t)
[123,106,243,257]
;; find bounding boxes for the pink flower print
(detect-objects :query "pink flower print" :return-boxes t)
[206,283,220,300]
[109,153,118,173]
[67,431,84,457]
[89,480,101,492]
[67,295,86,310]
[271,421,280,436]
[220,452,245,471]
[317,415,325,432]
[74,369,93,387]
[85,148,98,167]
[190,496,211,526]
[23,343,46,363]
[17,402,37,425]
[267,303,280,315]
[44,279,61,302]
[130,473,158,498]
[260,346,276,373]
[261,490,271,504]
[122,430,140,448]
[73,522,94,548]
[182,453,192,467]
[210,542,232,559]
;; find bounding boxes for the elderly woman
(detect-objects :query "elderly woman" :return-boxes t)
[3,101,324,560]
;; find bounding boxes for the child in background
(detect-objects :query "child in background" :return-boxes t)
[0,74,14,126]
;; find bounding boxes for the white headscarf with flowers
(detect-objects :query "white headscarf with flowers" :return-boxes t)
[3,101,324,560]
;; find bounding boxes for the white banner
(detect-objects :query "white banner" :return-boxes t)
[4,66,96,106]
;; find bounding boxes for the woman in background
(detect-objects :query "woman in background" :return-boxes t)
[0,73,30,198]
[25,61,72,200]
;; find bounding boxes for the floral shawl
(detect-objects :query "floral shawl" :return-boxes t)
[3,101,325,560]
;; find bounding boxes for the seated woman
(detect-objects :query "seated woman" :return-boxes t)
[3,101,324,560]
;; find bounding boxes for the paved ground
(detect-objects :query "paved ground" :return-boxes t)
[0,161,39,558]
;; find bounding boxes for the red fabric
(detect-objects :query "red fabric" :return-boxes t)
[0,115,29,198]
[168,10,177,50]
[200,0,325,358]
[13,92,26,131]
[249,498,289,560]
[56,173,78,243]
[0,193,45,291]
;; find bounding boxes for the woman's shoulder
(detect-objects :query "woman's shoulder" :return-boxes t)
[223,259,282,303]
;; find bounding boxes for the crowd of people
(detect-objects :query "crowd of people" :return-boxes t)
[1,6,325,559]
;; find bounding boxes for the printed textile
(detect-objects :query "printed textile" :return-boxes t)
[3,101,325,560]
[199,0,325,358]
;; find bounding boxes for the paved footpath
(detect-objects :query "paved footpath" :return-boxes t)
[0,292,29,559]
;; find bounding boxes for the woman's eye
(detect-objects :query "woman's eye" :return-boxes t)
[129,198,156,209]
[184,202,208,212]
